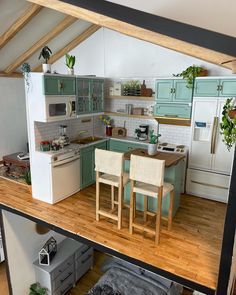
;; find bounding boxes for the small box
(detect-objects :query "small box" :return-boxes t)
[132,107,144,115]
[109,87,114,96]
[113,82,122,96]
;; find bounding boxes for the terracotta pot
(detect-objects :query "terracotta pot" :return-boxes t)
[229,109,236,119]
[198,69,208,77]
[106,125,112,136]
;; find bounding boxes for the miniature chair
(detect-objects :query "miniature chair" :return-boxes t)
[129,155,174,245]
[95,149,129,230]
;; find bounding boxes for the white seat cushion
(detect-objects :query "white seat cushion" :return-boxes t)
[98,172,129,187]
[133,181,173,198]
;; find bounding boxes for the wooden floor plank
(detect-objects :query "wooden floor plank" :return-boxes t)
[0,178,226,291]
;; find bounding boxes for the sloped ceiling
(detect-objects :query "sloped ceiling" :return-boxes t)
[0,0,94,75]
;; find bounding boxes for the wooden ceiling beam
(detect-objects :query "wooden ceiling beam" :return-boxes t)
[27,0,235,70]
[4,15,77,74]
[33,24,100,72]
[0,72,22,78]
[0,4,42,50]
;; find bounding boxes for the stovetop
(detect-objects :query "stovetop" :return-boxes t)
[157,142,187,154]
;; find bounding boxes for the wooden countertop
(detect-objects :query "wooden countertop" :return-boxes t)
[124,149,185,167]
[0,178,226,294]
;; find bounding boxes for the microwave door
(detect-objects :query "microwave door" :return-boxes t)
[47,102,67,120]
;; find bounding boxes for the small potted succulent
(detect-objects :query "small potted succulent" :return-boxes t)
[38,46,52,73]
[174,65,208,88]
[65,53,76,75]
[99,115,113,136]
[220,98,236,151]
[29,283,47,295]
[148,130,161,155]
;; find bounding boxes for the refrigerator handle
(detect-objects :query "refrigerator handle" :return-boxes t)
[210,116,219,154]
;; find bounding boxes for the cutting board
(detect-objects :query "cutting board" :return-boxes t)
[112,127,127,137]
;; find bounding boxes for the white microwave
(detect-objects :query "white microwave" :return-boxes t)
[45,96,77,121]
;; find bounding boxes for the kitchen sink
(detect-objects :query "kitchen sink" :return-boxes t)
[72,136,103,145]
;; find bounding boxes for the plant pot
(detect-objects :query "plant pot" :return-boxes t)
[42,64,51,73]
[148,143,157,155]
[106,125,112,136]
[67,68,74,75]
[229,109,236,119]
[198,69,208,77]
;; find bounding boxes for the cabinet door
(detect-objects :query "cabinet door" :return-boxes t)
[76,79,90,114]
[154,103,191,118]
[194,79,219,97]
[155,80,173,102]
[62,77,76,95]
[90,79,104,113]
[173,80,193,103]
[212,99,234,174]
[80,146,94,189]
[109,139,146,152]
[43,76,61,95]
[220,79,236,97]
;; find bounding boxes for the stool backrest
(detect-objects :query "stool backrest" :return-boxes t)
[130,155,165,187]
[95,149,124,177]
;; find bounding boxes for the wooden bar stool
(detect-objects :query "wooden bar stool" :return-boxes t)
[129,155,174,245]
[95,149,129,230]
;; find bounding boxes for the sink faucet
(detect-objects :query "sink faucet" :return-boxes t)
[78,130,88,137]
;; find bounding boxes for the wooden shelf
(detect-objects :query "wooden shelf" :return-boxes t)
[105,111,154,119]
[106,95,154,101]
[154,116,191,126]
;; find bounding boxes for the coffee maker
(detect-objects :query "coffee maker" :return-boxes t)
[136,124,149,141]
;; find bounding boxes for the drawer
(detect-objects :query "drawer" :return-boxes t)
[53,264,74,292]
[154,103,191,119]
[75,244,91,260]
[51,255,74,281]
[75,248,93,282]
[54,272,74,295]
[109,139,147,152]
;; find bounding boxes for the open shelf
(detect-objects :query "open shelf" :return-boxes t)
[105,111,154,119]
[106,95,154,101]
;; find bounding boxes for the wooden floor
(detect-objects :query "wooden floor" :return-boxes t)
[0,178,226,292]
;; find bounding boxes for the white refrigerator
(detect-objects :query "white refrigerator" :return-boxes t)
[186,97,234,203]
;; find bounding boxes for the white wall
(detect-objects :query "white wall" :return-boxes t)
[53,28,231,78]
[2,210,65,295]
[0,78,28,160]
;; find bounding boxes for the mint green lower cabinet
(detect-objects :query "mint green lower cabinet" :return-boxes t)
[109,139,147,153]
[124,159,184,217]
[154,103,191,118]
[80,141,107,189]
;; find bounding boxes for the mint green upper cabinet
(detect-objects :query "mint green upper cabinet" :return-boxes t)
[90,79,104,113]
[220,79,236,96]
[154,103,191,119]
[174,80,193,102]
[194,79,219,97]
[43,76,76,95]
[155,80,173,102]
[76,78,90,114]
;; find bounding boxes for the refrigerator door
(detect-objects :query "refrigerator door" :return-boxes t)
[212,98,234,175]
[189,98,218,171]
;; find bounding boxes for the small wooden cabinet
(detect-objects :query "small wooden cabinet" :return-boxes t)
[33,238,93,295]
[76,77,104,115]
[80,141,107,189]
[194,78,236,97]
[43,76,76,96]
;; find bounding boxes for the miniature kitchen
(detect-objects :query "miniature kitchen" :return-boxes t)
[1,2,236,295]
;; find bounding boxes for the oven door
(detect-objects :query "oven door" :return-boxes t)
[50,155,80,203]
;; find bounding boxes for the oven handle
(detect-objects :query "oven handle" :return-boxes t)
[68,101,72,117]
[52,155,80,167]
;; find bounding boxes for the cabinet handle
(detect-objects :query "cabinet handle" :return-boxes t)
[170,88,173,93]
[58,80,63,92]
[217,85,220,91]
[60,272,73,283]
[172,88,176,93]
[164,114,178,118]
[82,254,92,264]
[128,147,133,150]
[61,283,73,295]
[220,85,223,92]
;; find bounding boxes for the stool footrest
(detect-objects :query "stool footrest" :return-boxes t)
[98,210,118,221]
[131,222,156,235]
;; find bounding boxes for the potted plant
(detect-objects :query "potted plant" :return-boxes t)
[38,46,52,73]
[65,53,76,75]
[174,65,208,88]
[99,115,113,136]
[29,283,47,295]
[148,130,161,155]
[220,98,236,151]
[24,170,32,193]
[21,62,31,91]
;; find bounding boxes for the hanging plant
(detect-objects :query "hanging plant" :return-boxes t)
[173,65,207,88]
[220,98,236,151]
[21,62,31,91]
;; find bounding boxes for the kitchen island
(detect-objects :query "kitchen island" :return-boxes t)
[123,148,185,217]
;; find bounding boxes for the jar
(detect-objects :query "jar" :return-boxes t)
[40,141,51,152]
[106,125,112,136]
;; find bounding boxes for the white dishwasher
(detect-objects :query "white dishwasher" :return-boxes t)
[50,147,80,203]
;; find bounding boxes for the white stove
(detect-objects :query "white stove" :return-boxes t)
[157,142,187,154]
